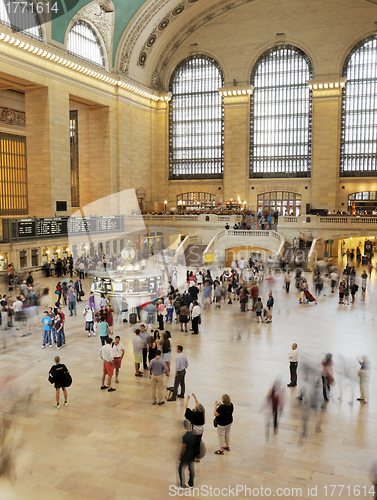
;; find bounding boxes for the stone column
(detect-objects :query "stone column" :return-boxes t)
[25,85,71,217]
[309,78,346,212]
[151,99,169,210]
[220,86,253,205]
[88,106,111,204]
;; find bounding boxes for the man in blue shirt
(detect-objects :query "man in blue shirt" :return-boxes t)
[167,346,189,401]
[41,311,52,348]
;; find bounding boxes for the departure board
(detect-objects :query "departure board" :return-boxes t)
[37,218,68,236]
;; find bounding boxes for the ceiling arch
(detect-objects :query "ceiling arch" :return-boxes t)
[116,0,257,87]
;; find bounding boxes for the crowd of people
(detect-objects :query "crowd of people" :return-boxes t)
[2,250,376,493]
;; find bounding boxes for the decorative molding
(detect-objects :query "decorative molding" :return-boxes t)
[118,0,256,83]
[218,85,253,96]
[152,0,256,89]
[0,107,26,127]
[119,0,174,76]
[136,1,191,69]
[307,77,346,90]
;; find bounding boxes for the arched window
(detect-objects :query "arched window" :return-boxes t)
[67,20,105,68]
[0,0,42,40]
[177,192,216,208]
[169,55,224,179]
[250,45,313,178]
[341,36,377,176]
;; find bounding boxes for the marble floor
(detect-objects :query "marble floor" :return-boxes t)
[0,268,377,500]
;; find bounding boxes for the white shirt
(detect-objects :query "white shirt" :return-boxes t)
[98,344,114,363]
[83,307,94,322]
[13,300,23,312]
[112,341,124,358]
[289,349,298,363]
[192,305,201,319]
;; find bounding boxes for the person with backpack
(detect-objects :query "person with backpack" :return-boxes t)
[48,356,70,408]
[266,293,274,323]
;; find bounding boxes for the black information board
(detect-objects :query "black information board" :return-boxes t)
[68,217,97,235]
[97,216,122,233]
[37,218,68,237]
[4,215,124,242]
[18,220,36,238]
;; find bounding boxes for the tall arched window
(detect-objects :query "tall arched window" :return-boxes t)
[169,55,224,179]
[0,0,42,40]
[250,45,313,178]
[341,36,377,176]
[67,20,105,68]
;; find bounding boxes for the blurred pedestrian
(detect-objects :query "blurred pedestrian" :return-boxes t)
[178,420,197,488]
[321,353,335,403]
[185,394,205,462]
[357,356,370,404]
[264,380,285,439]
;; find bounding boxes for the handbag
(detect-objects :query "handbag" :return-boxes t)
[198,315,201,325]
[213,417,218,428]
[81,291,85,297]
[63,372,72,387]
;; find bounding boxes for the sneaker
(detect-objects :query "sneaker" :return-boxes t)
[54,404,60,409]
[42,345,45,349]
[100,386,108,390]
[93,333,96,336]
[158,401,165,405]
[64,402,68,407]
[50,345,53,348]
[57,347,61,350]
[167,398,176,402]
[108,388,116,392]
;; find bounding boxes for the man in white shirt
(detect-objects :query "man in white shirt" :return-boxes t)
[191,301,201,335]
[287,343,298,387]
[112,335,125,383]
[83,306,95,337]
[13,296,23,330]
[98,337,116,392]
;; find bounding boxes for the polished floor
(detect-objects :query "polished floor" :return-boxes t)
[0,268,377,500]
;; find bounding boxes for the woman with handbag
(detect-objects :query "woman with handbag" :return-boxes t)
[48,355,71,408]
[214,394,234,455]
